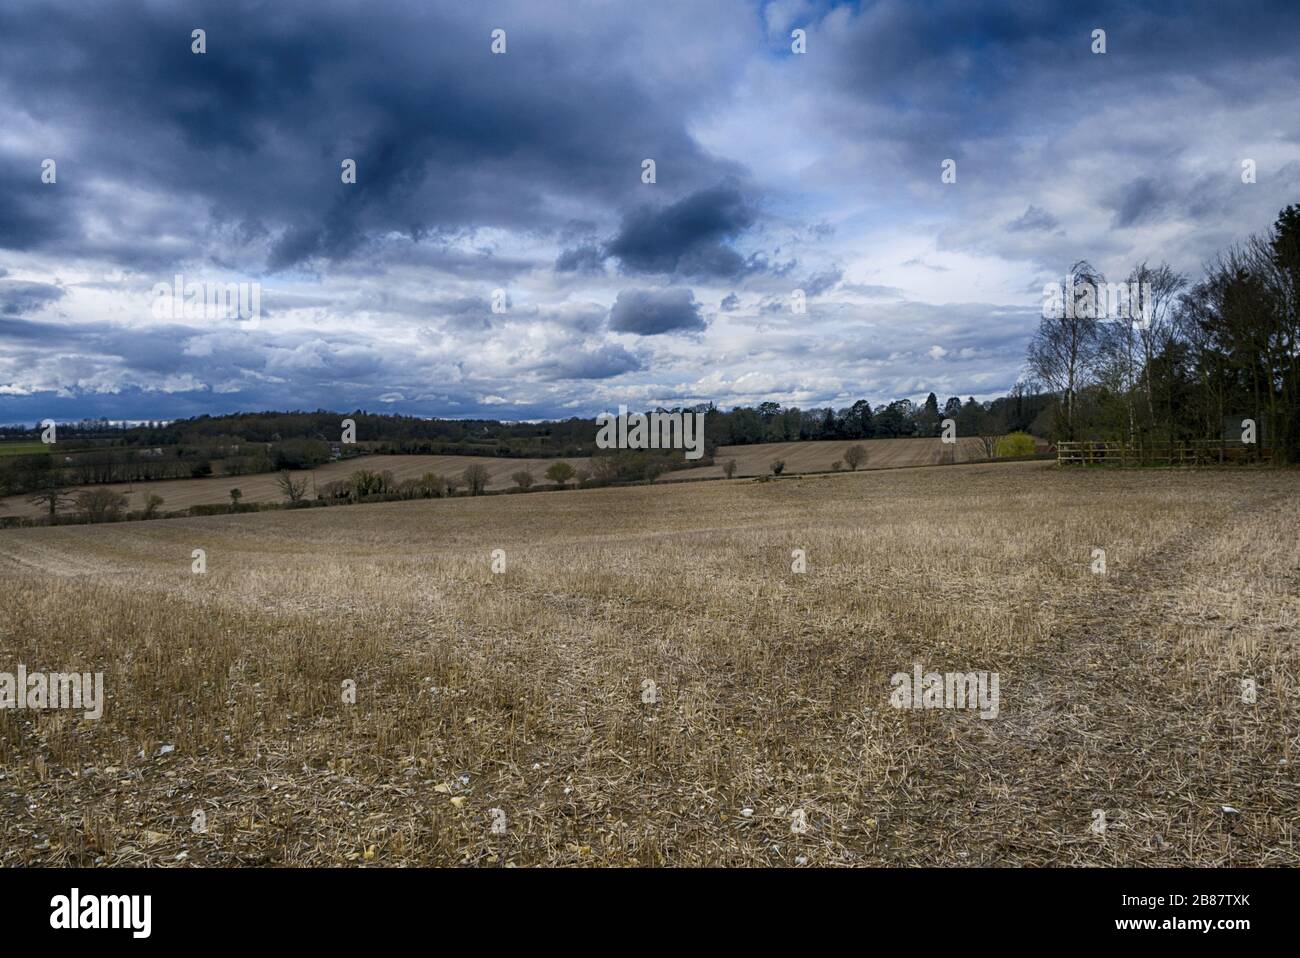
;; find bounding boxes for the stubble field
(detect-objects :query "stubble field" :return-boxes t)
[1,460,1296,866]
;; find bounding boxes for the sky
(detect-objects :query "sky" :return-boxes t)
[1,0,1299,425]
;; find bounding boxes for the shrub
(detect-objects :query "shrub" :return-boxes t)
[995,432,1038,458]
[545,461,576,488]
[73,488,129,522]
[348,469,388,497]
[770,459,785,476]
[317,480,351,500]
[396,478,426,500]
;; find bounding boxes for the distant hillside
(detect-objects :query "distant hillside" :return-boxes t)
[0,436,1048,520]
[1,395,1052,504]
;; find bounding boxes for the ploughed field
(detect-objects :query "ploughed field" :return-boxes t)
[0,460,1296,866]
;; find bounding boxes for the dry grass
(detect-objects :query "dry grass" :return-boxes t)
[665,435,994,481]
[0,460,1296,866]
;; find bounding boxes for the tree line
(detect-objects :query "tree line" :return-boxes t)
[701,388,1051,447]
[1026,203,1300,461]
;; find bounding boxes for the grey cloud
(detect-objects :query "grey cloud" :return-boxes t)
[1006,205,1059,232]
[530,343,643,380]
[0,281,65,316]
[608,288,706,336]
[1111,178,1165,228]
[802,267,843,297]
[555,244,607,274]
[605,186,760,278]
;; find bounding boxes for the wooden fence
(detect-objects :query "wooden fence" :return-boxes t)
[1057,440,1271,466]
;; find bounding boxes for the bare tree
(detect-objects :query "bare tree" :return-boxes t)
[1027,260,1104,440]
[27,487,74,518]
[511,469,535,490]
[843,444,867,470]
[1095,310,1142,443]
[276,471,309,502]
[462,464,490,495]
[723,459,737,479]
[1129,261,1188,443]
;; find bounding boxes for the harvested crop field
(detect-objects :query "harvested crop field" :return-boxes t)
[0,453,592,518]
[1,460,1296,866]
[665,435,993,481]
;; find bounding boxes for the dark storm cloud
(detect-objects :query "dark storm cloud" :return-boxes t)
[604,186,760,278]
[608,289,706,336]
[0,0,744,273]
[0,315,100,343]
[824,1,1300,140]
[555,244,607,275]
[0,159,76,252]
[0,282,64,316]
